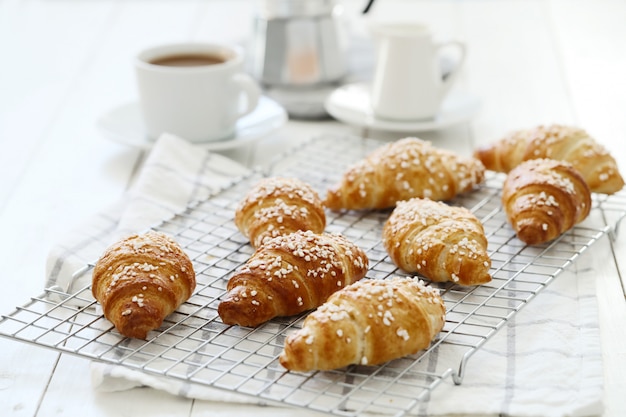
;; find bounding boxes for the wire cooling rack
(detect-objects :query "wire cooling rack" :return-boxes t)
[1,134,625,417]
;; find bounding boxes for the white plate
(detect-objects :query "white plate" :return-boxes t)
[97,96,288,151]
[324,82,481,132]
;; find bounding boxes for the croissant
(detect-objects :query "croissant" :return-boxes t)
[474,124,624,194]
[218,230,369,327]
[235,177,326,248]
[279,277,446,371]
[382,198,491,286]
[501,158,591,245]
[324,137,485,210]
[92,231,196,339]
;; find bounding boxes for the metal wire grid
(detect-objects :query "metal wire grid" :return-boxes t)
[1,134,624,417]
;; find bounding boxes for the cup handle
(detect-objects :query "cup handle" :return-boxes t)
[232,73,261,118]
[436,41,466,97]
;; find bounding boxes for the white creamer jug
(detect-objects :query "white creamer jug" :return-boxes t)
[370,22,466,120]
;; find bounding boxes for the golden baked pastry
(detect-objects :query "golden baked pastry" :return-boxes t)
[279,277,446,371]
[218,230,369,327]
[92,231,196,339]
[474,124,624,194]
[501,158,591,245]
[235,177,326,248]
[382,198,491,286]
[325,137,485,210]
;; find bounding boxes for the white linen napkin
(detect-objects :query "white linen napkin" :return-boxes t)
[44,133,604,417]
[423,271,603,417]
[45,133,257,403]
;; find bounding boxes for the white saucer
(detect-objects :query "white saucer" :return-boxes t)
[97,96,288,151]
[324,82,481,132]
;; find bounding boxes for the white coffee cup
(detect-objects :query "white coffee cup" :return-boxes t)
[370,22,466,121]
[135,42,261,143]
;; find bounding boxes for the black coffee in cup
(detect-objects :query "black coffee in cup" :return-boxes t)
[149,53,226,67]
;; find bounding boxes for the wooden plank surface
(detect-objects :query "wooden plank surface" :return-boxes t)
[549,2,626,416]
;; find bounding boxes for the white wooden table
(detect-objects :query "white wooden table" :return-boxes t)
[1,1,624,416]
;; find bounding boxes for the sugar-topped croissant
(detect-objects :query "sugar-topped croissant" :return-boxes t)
[92,231,196,339]
[382,198,491,286]
[235,177,326,248]
[502,158,591,245]
[218,230,369,327]
[324,137,485,210]
[474,124,624,194]
[279,277,446,372]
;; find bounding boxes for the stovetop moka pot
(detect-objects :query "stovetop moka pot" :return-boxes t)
[250,0,352,88]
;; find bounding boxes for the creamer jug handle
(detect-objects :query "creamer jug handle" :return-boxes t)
[436,41,467,97]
